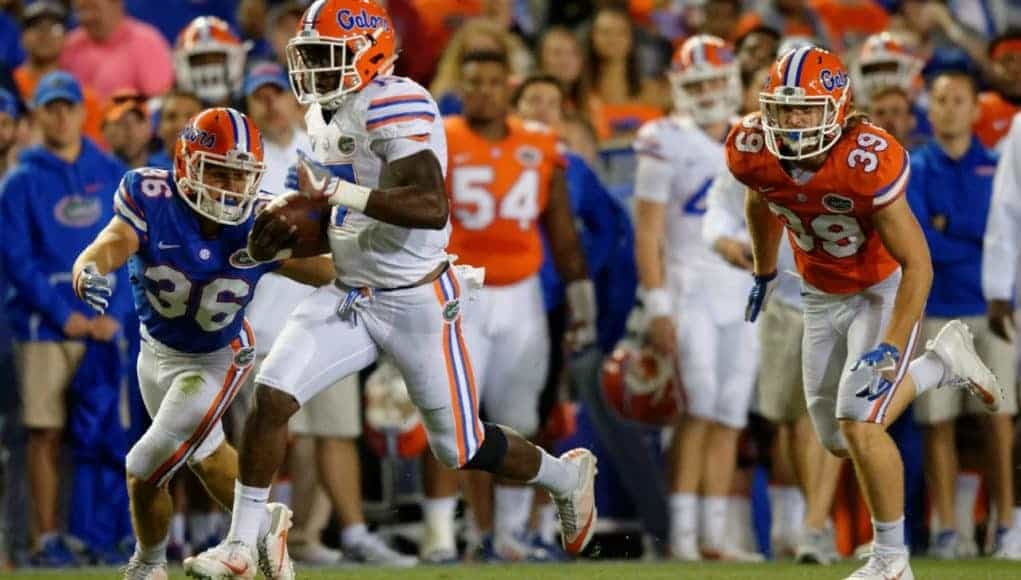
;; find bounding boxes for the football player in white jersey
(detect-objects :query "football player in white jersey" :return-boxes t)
[633,35,762,561]
[185,2,598,578]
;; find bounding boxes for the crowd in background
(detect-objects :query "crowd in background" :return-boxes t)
[0,0,1020,571]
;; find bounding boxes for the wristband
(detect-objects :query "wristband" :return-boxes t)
[642,287,671,318]
[327,179,372,211]
[566,279,596,323]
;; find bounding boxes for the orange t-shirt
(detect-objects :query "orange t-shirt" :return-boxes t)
[14,66,107,147]
[726,114,909,295]
[810,0,889,53]
[445,116,566,286]
[974,91,1019,150]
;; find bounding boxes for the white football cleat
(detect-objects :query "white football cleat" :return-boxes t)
[995,525,1021,560]
[184,540,257,580]
[258,502,294,580]
[927,319,1002,413]
[287,540,341,566]
[122,557,168,580]
[419,517,458,564]
[552,448,598,556]
[845,550,913,580]
[796,527,838,565]
[670,531,702,562]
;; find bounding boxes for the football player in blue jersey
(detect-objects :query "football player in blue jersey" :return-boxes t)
[71,107,333,580]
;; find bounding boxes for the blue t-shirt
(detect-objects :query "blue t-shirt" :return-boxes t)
[113,167,276,353]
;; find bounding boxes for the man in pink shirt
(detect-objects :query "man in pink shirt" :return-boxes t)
[60,0,174,101]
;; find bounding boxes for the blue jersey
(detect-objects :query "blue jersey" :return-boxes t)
[113,168,276,353]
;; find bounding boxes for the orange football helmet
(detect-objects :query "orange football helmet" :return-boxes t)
[669,35,741,126]
[759,45,852,160]
[601,338,685,427]
[174,16,248,104]
[851,32,924,105]
[173,107,266,225]
[286,0,397,108]
[363,360,428,459]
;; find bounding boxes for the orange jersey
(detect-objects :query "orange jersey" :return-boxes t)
[725,113,910,295]
[445,116,565,286]
[974,91,1019,150]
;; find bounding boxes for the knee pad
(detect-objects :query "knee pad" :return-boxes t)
[462,423,508,472]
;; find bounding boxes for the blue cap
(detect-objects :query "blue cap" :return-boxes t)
[243,62,290,97]
[0,88,18,119]
[32,71,83,108]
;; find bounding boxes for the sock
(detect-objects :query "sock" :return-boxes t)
[538,504,557,544]
[768,486,792,546]
[872,516,906,553]
[727,496,755,553]
[227,482,270,546]
[169,514,186,545]
[955,472,980,540]
[423,497,457,532]
[494,485,534,539]
[527,450,580,497]
[701,496,728,552]
[134,535,169,564]
[669,493,698,545]
[786,487,806,540]
[341,523,369,549]
[908,351,945,396]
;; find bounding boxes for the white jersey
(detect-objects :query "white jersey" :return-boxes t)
[633,115,747,300]
[310,75,449,289]
[703,167,803,310]
[983,111,1021,303]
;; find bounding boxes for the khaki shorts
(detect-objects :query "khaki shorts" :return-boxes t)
[915,316,1018,424]
[289,372,362,438]
[16,341,86,429]
[756,300,807,423]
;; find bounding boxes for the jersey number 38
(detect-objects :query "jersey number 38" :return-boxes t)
[767,203,865,258]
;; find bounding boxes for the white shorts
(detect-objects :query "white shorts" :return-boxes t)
[756,300,807,423]
[914,315,1019,423]
[464,275,549,438]
[257,266,485,469]
[800,271,921,452]
[126,322,256,487]
[673,281,760,429]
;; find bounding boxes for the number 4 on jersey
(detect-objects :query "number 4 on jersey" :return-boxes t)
[452,166,539,230]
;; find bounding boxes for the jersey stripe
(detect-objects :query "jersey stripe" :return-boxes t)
[368,95,431,110]
[366,111,436,130]
[873,150,911,206]
[114,185,147,232]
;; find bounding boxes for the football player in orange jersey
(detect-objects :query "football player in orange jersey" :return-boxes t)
[730,45,1003,580]
[975,31,1021,150]
[419,49,595,562]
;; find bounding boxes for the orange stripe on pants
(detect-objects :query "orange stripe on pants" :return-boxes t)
[434,278,467,466]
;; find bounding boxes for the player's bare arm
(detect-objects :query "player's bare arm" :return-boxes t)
[872,195,934,352]
[72,216,140,300]
[275,255,336,287]
[542,168,588,283]
[744,186,784,276]
[297,148,449,229]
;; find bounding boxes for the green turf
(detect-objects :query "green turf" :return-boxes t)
[7,559,1021,580]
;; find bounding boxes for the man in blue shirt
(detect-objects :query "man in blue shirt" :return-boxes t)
[907,69,1017,559]
[0,71,128,566]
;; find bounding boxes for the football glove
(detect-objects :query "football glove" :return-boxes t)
[744,271,778,323]
[75,262,114,314]
[852,342,900,401]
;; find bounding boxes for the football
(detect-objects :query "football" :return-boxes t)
[249,192,330,261]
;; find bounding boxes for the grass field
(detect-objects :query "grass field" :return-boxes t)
[6,559,1021,579]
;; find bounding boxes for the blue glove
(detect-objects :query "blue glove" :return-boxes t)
[852,342,900,401]
[744,271,778,323]
[75,263,114,314]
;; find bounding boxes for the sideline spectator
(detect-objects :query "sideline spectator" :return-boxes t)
[124,0,238,45]
[909,70,1016,559]
[60,0,174,101]
[536,26,585,112]
[0,71,126,567]
[146,88,201,170]
[975,30,1021,150]
[735,25,781,83]
[0,87,18,176]
[100,92,149,168]
[868,86,919,148]
[0,1,25,69]
[14,2,105,145]
[734,0,830,50]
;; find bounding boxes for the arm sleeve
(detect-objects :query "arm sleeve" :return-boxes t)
[0,173,75,328]
[905,156,975,265]
[872,148,911,208]
[983,115,1021,301]
[702,169,748,248]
